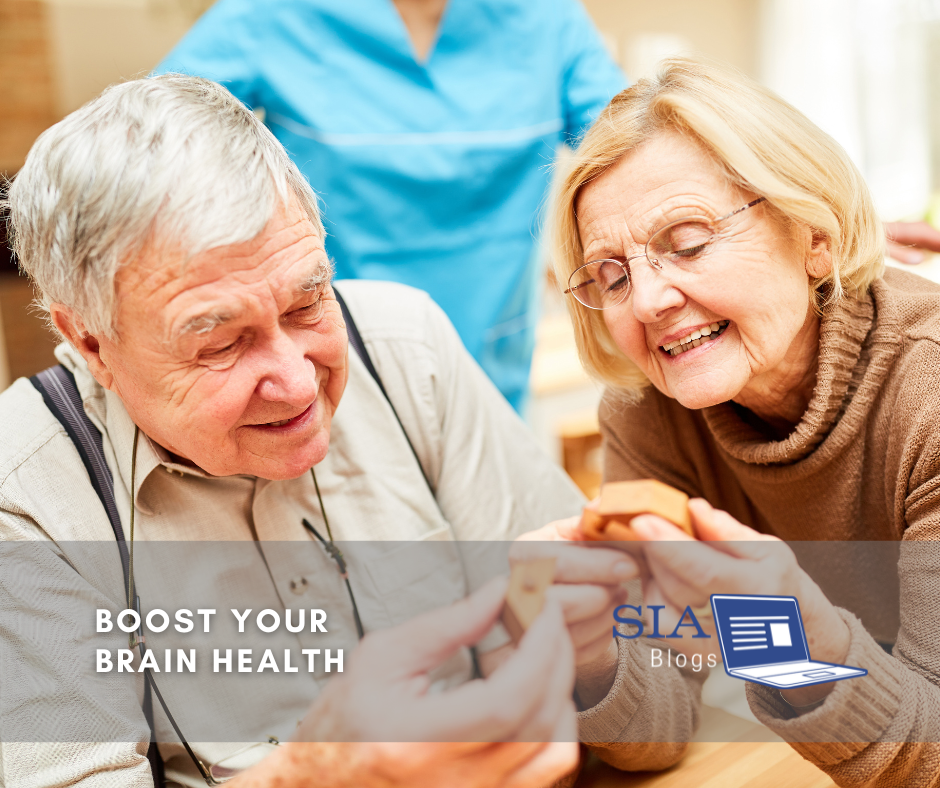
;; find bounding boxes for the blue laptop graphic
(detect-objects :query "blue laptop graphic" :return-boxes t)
[710,594,867,689]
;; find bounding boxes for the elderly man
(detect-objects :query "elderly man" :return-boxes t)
[0,76,636,787]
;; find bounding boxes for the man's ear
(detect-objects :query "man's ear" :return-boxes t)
[49,304,116,391]
[804,227,833,279]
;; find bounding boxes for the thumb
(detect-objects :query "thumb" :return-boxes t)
[688,499,776,559]
[688,498,731,540]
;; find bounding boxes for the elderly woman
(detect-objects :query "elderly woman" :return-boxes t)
[0,75,638,788]
[553,58,940,785]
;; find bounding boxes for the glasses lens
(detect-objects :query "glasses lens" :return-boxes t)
[648,219,715,267]
[567,260,629,309]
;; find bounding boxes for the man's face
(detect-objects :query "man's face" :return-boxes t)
[94,198,348,479]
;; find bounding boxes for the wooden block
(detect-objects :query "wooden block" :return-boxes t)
[597,517,640,542]
[580,508,608,540]
[501,557,556,645]
[582,479,693,540]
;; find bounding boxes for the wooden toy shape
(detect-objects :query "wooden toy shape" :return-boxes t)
[583,479,694,540]
[501,557,556,645]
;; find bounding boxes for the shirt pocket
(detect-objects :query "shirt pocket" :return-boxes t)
[362,524,467,628]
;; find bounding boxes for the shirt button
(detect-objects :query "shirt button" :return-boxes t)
[289,577,309,595]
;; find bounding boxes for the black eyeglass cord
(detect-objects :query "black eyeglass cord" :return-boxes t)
[128,427,222,786]
[303,468,365,640]
[126,435,366,785]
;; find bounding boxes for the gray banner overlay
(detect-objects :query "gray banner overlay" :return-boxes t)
[0,539,921,745]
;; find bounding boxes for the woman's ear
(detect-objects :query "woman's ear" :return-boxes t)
[49,304,115,391]
[804,228,833,279]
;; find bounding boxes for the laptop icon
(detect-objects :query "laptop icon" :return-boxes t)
[710,594,867,689]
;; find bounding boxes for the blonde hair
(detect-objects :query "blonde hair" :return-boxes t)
[551,57,885,394]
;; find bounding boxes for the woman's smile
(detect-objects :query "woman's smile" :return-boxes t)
[659,320,731,357]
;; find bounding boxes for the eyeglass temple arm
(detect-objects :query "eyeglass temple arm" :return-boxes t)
[717,196,766,222]
[563,280,594,295]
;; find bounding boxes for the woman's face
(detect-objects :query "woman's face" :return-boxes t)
[575,132,825,411]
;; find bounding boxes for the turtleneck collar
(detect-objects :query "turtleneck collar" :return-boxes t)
[702,288,876,465]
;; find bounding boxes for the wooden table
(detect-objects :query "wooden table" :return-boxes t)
[575,707,837,788]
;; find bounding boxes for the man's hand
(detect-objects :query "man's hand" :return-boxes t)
[511,518,638,708]
[885,221,940,264]
[233,578,579,788]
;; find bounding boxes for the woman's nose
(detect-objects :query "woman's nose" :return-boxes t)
[629,262,686,322]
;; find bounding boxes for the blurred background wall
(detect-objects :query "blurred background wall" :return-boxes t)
[3,0,940,493]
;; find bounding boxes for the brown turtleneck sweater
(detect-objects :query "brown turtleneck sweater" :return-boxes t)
[593,266,940,786]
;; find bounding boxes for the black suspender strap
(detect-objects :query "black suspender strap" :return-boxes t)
[334,287,435,494]
[30,367,169,787]
[30,366,130,587]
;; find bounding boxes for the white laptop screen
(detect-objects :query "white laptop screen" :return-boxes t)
[711,595,810,670]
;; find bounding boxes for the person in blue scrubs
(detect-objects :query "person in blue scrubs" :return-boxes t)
[156,0,625,411]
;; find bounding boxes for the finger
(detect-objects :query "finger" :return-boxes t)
[553,518,583,541]
[566,599,624,649]
[514,516,581,543]
[416,599,573,742]
[512,601,576,742]
[555,543,639,584]
[366,576,509,679]
[643,561,712,611]
[509,540,638,585]
[687,500,780,559]
[643,537,776,604]
[629,514,695,543]
[574,628,618,666]
[545,583,626,624]
[641,583,687,634]
[499,599,575,738]
[886,240,926,265]
[636,521,756,601]
[885,220,940,251]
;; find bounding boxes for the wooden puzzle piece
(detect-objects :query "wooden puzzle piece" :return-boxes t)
[582,479,694,541]
[501,557,556,645]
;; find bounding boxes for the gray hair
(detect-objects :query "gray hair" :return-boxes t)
[2,74,324,337]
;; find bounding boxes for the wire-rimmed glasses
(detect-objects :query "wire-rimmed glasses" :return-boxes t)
[564,197,766,310]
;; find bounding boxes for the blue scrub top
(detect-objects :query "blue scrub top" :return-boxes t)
[157,0,626,410]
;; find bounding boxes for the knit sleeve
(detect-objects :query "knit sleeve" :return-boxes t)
[745,606,940,786]
[744,340,940,787]
[576,631,709,771]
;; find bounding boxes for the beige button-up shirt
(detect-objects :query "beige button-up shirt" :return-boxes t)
[0,281,584,787]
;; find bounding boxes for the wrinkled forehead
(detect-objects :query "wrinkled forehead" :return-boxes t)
[575,134,742,251]
[114,202,329,334]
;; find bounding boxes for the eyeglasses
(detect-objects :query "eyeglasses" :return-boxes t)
[564,197,766,310]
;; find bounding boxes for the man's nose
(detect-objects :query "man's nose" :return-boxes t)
[255,332,319,403]
[629,262,686,323]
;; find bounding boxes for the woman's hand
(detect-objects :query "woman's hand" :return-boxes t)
[630,499,851,704]
[511,518,638,707]
[885,221,940,264]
